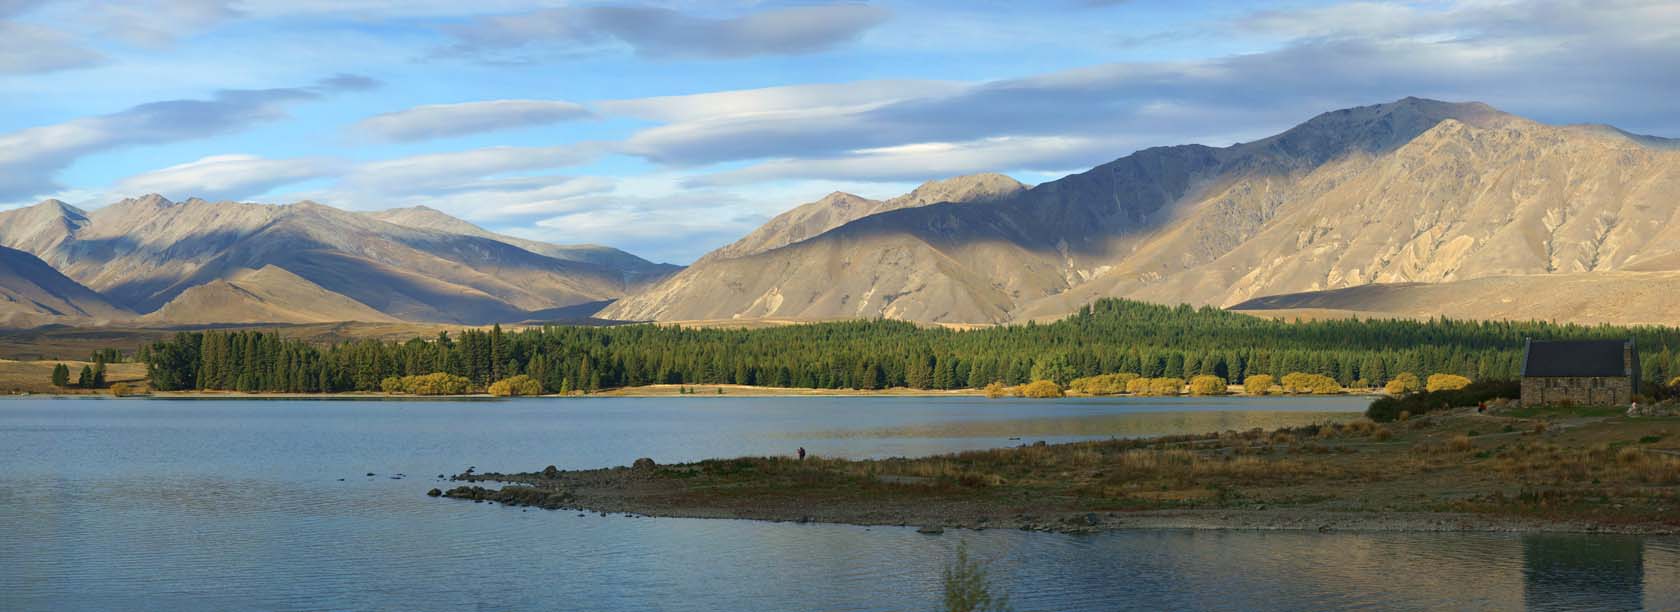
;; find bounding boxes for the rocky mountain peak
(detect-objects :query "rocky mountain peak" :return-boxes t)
[896,173,1026,207]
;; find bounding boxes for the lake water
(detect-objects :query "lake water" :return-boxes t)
[2,395,1675,611]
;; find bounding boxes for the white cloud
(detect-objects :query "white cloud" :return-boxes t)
[0,20,105,74]
[340,144,603,195]
[351,99,593,142]
[443,3,890,60]
[112,154,337,201]
[0,75,376,201]
[597,79,966,123]
[690,136,1118,186]
[599,0,1680,177]
[89,0,242,48]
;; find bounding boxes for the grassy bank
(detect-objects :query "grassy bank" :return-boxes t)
[446,407,1680,534]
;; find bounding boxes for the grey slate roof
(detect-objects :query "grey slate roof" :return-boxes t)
[1521,339,1634,378]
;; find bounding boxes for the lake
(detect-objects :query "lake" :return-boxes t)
[1,395,1675,611]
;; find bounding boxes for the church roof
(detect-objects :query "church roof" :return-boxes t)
[1521,339,1634,378]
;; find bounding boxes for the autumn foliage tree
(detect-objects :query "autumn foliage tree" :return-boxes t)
[1426,373,1472,392]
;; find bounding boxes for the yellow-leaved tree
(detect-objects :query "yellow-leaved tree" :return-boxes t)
[1426,373,1472,392]
[488,375,544,397]
[1188,375,1227,396]
[1244,374,1275,395]
[1385,372,1421,395]
[1020,380,1065,398]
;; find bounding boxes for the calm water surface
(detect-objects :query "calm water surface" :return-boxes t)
[1,395,1674,611]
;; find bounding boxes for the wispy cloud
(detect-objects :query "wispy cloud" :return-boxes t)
[606,0,1680,183]
[442,3,890,61]
[340,144,603,195]
[0,75,379,201]
[689,136,1114,186]
[112,154,338,201]
[351,99,592,142]
[0,20,105,74]
[89,0,243,48]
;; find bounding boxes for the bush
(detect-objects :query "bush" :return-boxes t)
[1125,377,1151,394]
[1280,372,1342,394]
[1426,373,1472,392]
[1366,379,1519,422]
[1068,373,1139,395]
[1243,374,1275,395]
[1019,380,1064,398]
[1147,377,1185,396]
[109,383,136,397]
[384,372,472,395]
[1188,375,1226,396]
[982,381,1010,399]
[1386,372,1421,395]
[488,375,544,397]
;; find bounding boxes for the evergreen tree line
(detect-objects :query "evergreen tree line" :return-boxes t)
[136,299,1680,394]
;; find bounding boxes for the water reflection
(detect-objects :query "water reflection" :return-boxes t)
[1,398,1673,611]
[1524,534,1644,612]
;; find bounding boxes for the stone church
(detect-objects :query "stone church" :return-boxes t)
[1520,339,1640,407]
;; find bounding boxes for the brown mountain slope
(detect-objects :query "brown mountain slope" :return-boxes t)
[141,265,399,325]
[1229,272,1680,326]
[697,173,1025,264]
[0,196,657,325]
[605,98,1680,326]
[0,246,131,328]
[366,206,679,286]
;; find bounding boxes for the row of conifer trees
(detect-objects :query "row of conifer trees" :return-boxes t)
[124,299,1680,395]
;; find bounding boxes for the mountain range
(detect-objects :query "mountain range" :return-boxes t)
[605,98,1680,326]
[0,196,676,326]
[2,97,1676,329]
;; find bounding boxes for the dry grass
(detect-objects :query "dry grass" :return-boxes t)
[0,359,148,394]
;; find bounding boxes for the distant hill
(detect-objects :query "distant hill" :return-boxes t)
[0,196,678,326]
[603,98,1680,326]
[0,245,131,328]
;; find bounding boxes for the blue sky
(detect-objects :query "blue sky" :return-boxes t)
[3,0,1677,263]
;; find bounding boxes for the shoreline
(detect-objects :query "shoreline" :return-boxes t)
[438,409,1680,536]
[5,382,1380,400]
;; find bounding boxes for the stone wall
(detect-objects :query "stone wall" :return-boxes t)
[1520,376,1633,407]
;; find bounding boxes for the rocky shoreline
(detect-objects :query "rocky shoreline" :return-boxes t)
[431,441,1680,536]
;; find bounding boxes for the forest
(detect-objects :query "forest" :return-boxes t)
[130,299,1680,394]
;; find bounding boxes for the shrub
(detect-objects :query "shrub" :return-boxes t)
[1020,380,1064,398]
[982,381,1009,399]
[1280,372,1342,394]
[1188,375,1226,396]
[385,372,472,395]
[1426,373,1472,392]
[1068,373,1139,395]
[488,375,543,397]
[1366,379,1519,422]
[1386,372,1422,395]
[1244,374,1275,395]
[1139,377,1184,396]
[1125,377,1151,394]
[109,382,136,397]
[380,377,403,393]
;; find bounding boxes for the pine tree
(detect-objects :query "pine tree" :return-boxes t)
[51,363,70,387]
[77,365,94,388]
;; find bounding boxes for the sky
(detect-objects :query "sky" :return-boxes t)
[2,0,1677,264]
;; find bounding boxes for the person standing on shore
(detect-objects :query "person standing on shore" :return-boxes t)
[798,447,806,461]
